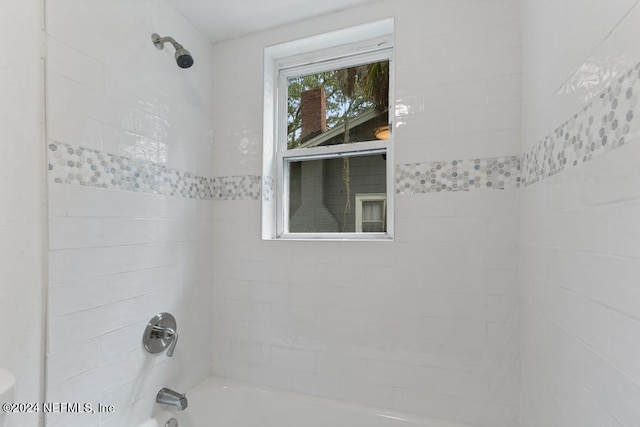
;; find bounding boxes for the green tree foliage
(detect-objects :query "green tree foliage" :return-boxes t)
[287,60,389,149]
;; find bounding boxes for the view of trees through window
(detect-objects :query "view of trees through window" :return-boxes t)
[286,60,390,149]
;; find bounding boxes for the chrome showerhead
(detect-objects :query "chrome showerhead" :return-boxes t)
[152,33,194,69]
[174,46,194,69]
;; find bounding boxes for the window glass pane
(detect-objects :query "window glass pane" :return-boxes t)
[288,154,386,233]
[362,201,383,221]
[287,60,390,149]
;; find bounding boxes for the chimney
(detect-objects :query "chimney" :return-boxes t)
[289,159,339,233]
[300,88,327,141]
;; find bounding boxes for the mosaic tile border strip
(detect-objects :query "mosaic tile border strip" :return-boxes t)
[395,156,521,195]
[522,62,640,186]
[262,176,274,202]
[47,141,261,201]
[48,140,521,201]
[213,175,262,201]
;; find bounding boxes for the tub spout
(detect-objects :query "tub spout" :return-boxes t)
[156,387,188,411]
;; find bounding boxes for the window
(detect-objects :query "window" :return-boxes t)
[355,193,387,232]
[262,19,394,240]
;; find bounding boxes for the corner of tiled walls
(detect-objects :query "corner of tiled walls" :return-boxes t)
[45,1,216,426]
[208,1,521,426]
[520,1,640,426]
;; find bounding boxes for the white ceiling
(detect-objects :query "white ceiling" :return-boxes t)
[166,0,378,43]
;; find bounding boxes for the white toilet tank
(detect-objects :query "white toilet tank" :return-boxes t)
[0,369,15,427]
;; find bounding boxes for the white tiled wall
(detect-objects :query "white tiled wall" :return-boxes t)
[47,188,213,427]
[45,1,215,426]
[520,1,640,426]
[210,1,521,426]
[0,2,45,427]
[521,0,640,152]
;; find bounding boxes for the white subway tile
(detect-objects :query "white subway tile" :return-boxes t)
[607,310,640,384]
[103,218,160,246]
[66,186,132,218]
[488,21,521,50]
[453,47,521,82]
[47,339,100,386]
[100,322,145,364]
[229,300,271,323]
[291,372,341,399]
[316,352,367,381]
[584,351,640,427]
[230,339,272,365]
[586,255,640,321]
[131,194,181,218]
[339,379,396,409]
[48,108,104,151]
[251,282,292,305]
[48,277,104,316]
[99,350,147,394]
[49,217,103,250]
[397,7,454,43]
[271,347,316,372]
[48,183,67,217]
[47,36,105,90]
[421,27,487,62]
[248,364,292,389]
[455,0,520,28]
[422,317,487,347]
[132,242,181,269]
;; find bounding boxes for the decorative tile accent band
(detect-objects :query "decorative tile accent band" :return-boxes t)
[262,176,274,202]
[212,175,262,201]
[47,141,261,201]
[522,62,640,186]
[395,156,521,195]
[47,64,640,200]
[48,141,522,202]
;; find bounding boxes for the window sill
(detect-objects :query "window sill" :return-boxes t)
[266,232,394,242]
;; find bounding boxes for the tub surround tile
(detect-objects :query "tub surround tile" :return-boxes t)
[43,2,525,427]
[48,141,216,199]
[395,59,640,194]
[522,61,640,186]
[47,141,262,202]
[395,155,521,195]
[45,2,218,426]
[521,1,640,425]
[49,140,522,202]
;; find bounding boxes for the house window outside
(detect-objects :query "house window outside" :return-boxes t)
[263,22,394,240]
[355,193,387,232]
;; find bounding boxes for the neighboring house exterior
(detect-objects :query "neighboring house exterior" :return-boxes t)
[289,88,387,233]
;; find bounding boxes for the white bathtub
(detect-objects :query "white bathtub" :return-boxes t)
[144,377,475,427]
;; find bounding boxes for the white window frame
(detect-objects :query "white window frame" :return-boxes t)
[355,193,387,233]
[262,19,395,241]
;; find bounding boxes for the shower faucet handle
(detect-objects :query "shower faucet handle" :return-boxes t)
[143,313,179,357]
[152,325,178,357]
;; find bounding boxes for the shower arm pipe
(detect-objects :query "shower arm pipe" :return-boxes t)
[152,34,184,51]
[151,33,194,69]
